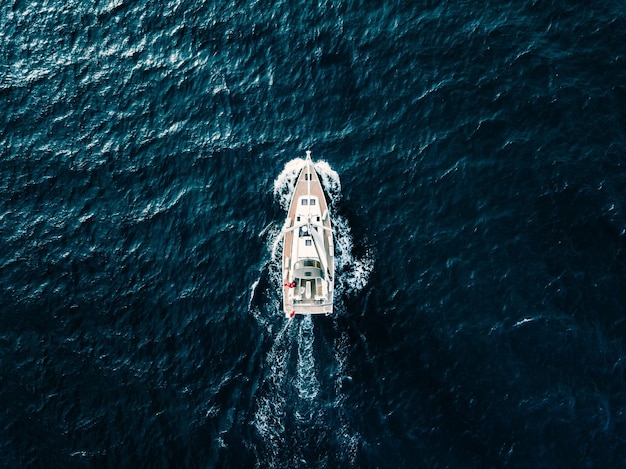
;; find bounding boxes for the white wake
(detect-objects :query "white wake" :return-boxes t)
[296,315,319,402]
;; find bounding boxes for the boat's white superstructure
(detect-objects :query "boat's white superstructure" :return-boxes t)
[282,151,334,317]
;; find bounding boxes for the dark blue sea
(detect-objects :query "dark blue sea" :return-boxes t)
[3,0,626,467]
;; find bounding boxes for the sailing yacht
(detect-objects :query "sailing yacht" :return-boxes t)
[281,151,334,317]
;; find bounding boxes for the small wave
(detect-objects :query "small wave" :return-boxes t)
[248,278,261,312]
[331,323,360,466]
[134,187,189,221]
[512,317,537,328]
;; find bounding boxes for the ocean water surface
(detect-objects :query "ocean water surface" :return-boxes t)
[2,0,626,467]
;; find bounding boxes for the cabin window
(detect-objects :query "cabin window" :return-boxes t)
[301,199,308,205]
[305,239,312,246]
[296,216,300,221]
[305,272,312,277]
[310,199,316,205]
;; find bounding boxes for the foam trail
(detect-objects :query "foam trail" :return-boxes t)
[273,158,306,211]
[253,319,295,463]
[332,213,374,298]
[296,315,319,402]
[248,278,260,311]
[268,223,283,262]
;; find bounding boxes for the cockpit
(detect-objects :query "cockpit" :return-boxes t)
[293,259,324,280]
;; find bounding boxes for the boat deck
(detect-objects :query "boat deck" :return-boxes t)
[282,158,334,316]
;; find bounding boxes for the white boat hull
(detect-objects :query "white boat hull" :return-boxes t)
[282,153,334,317]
